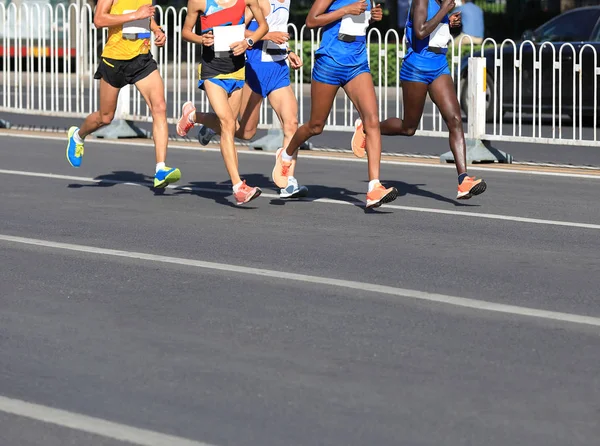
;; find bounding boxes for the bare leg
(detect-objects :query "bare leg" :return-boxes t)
[380,80,428,136]
[343,72,381,181]
[135,70,168,164]
[204,81,243,184]
[78,79,119,138]
[267,85,299,149]
[428,74,467,175]
[236,84,263,140]
[284,80,338,157]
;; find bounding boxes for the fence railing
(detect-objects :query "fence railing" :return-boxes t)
[1,2,599,148]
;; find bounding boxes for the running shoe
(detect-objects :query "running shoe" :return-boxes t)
[457,176,487,199]
[234,181,262,205]
[66,126,84,167]
[272,147,293,188]
[154,166,181,188]
[366,183,399,209]
[280,177,308,199]
[351,118,367,158]
[197,125,216,146]
[176,101,196,137]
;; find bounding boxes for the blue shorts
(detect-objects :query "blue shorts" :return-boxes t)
[400,52,450,85]
[246,60,290,98]
[312,54,370,87]
[198,78,244,95]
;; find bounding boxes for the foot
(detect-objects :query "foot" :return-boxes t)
[457,176,487,199]
[351,118,367,158]
[176,101,196,137]
[197,125,216,146]
[234,181,262,205]
[272,147,293,188]
[280,177,308,199]
[366,183,399,209]
[66,126,84,167]
[154,166,181,188]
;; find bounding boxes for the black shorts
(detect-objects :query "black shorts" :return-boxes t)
[94,53,157,89]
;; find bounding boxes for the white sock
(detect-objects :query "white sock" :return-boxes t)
[282,149,294,162]
[368,179,380,192]
[156,162,165,173]
[73,130,84,144]
[232,181,243,193]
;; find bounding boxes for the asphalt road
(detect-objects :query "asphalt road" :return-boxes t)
[0,132,599,446]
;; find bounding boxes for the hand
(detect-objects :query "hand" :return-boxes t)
[288,51,303,70]
[268,31,289,45]
[230,39,248,56]
[344,0,368,16]
[449,12,461,28]
[135,4,155,20]
[441,0,456,14]
[201,31,214,47]
[154,29,166,47]
[371,4,383,22]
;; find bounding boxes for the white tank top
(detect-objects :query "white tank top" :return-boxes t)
[261,0,290,62]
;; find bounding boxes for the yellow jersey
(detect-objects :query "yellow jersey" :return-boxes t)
[102,0,152,60]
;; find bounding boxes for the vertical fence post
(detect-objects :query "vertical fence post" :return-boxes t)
[440,57,512,164]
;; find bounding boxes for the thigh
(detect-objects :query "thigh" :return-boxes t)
[204,80,236,121]
[427,74,461,123]
[401,80,429,128]
[238,85,263,133]
[134,69,165,109]
[343,72,379,123]
[267,85,298,127]
[308,80,339,124]
[98,78,120,115]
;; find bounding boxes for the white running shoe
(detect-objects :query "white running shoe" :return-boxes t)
[280,177,308,199]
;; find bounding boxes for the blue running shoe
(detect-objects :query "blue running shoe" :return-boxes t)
[197,125,216,146]
[154,166,181,188]
[66,126,84,167]
[280,177,308,199]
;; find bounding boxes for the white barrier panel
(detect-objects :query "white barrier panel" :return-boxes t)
[1,3,599,147]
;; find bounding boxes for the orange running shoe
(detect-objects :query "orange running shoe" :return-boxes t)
[366,183,399,209]
[457,176,487,199]
[176,101,196,137]
[351,118,367,158]
[234,181,262,205]
[272,147,293,188]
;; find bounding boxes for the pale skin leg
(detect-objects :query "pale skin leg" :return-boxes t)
[343,72,382,181]
[203,81,244,185]
[78,79,120,138]
[134,70,168,164]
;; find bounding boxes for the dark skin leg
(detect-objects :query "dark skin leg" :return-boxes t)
[380,80,428,137]
[427,74,467,175]
[284,80,339,157]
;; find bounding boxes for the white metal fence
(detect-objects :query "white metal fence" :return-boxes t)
[1,3,599,147]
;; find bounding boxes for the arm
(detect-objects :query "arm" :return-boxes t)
[150,18,166,47]
[305,0,367,29]
[181,0,210,46]
[412,0,455,40]
[231,0,268,55]
[93,0,154,29]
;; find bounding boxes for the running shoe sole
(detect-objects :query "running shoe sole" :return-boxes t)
[236,187,262,205]
[154,169,181,189]
[366,187,399,209]
[351,119,366,158]
[457,180,487,200]
[280,186,309,199]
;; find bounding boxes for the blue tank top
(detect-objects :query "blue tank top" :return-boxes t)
[406,0,450,56]
[315,0,371,67]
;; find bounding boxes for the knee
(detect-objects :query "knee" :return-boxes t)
[307,120,325,136]
[220,116,236,135]
[150,99,167,116]
[361,113,379,132]
[99,112,114,126]
[283,118,298,137]
[446,114,463,132]
[404,126,417,137]
[239,126,256,140]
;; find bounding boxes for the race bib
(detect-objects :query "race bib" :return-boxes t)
[122,10,151,40]
[262,23,288,62]
[338,11,371,37]
[429,23,451,48]
[213,24,245,53]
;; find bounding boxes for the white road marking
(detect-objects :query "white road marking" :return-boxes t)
[0,395,216,446]
[1,233,600,328]
[1,168,599,230]
[1,131,599,179]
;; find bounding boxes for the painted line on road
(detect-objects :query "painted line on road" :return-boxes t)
[1,131,599,179]
[2,233,600,328]
[1,168,599,230]
[0,395,216,446]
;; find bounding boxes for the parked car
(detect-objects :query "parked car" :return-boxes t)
[460,6,600,124]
